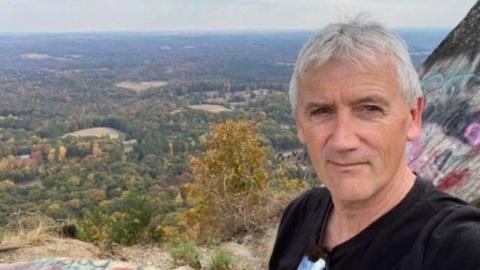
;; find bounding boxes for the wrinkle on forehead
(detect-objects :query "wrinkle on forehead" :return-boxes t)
[299,50,391,81]
[299,55,399,94]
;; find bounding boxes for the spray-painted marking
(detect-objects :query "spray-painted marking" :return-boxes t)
[437,169,469,191]
[420,72,480,95]
[465,122,480,147]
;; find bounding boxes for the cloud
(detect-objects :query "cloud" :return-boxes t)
[0,0,476,32]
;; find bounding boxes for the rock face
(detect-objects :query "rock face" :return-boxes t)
[423,1,480,69]
[0,234,274,269]
[409,1,480,202]
[0,237,102,263]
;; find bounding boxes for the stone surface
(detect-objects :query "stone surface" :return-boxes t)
[173,266,195,270]
[423,1,480,69]
[111,244,174,269]
[221,241,263,269]
[0,236,102,263]
[410,1,480,202]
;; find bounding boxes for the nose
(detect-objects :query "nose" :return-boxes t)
[327,112,360,152]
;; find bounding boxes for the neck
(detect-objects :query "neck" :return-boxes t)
[324,163,416,250]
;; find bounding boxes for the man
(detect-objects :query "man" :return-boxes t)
[269,17,480,270]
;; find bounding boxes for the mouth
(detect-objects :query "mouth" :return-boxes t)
[328,161,368,170]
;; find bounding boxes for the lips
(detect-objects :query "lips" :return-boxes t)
[330,161,366,166]
[328,160,368,169]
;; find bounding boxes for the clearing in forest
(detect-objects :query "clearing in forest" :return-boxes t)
[62,127,124,139]
[115,81,168,93]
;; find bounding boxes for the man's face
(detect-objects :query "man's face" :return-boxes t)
[295,55,423,202]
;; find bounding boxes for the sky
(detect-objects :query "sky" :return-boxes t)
[0,0,477,33]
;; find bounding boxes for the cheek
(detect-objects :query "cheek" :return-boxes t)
[364,123,407,164]
[301,127,330,164]
[302,126,328,147]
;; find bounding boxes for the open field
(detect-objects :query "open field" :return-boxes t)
[21,53,71,61]
[188,104,232,113]
[62,127,124,139]
[115,81,168,93]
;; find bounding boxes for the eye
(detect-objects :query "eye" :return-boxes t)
[362,105,382,113]
[360,105,384,116]
[310,107,333,117]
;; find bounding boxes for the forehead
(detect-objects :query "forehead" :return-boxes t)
[297,55,400,99]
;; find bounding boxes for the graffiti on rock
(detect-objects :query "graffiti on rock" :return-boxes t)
[464,122,480,147]
[408,53,480,201]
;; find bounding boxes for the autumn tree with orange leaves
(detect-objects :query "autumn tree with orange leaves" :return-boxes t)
[183,120,270,241]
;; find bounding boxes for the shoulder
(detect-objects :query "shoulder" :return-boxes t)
[417,178,480,250]
[274,187,330,246]
[397,179,480,269]
[269,187,330,270]
[280,187,329,222]
[417,178,468,212]
[422,197,480,269]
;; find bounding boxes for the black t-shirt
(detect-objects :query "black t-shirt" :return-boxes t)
[269,178,480,270]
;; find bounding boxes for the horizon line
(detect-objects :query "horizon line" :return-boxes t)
[0,27,452,36]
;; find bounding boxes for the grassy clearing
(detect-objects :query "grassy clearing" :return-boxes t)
[188,104,232,113]
[115,81,168,93]
[62,127,124,139]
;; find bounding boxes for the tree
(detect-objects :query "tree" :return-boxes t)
[92,142,102,159]
[47,148,56,162]
[183,120,270,241]
[0,179,15,191]
[58,146,67,161]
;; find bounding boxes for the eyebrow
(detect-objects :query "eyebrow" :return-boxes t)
[304,102,333,112]
[350,95,389,107]
[304,95,390,112]
[303,95,389,110]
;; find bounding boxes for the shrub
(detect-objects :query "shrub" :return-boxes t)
[75,210,114,247]
[169,241,201,268]
[2,211,57,246]
[75,189,171,247]
[210,248,233,270]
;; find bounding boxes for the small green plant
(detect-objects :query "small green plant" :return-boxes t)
[210,248,233,270]
[169,241,201,268]
[74,210,114,247]
[75,189,171,247]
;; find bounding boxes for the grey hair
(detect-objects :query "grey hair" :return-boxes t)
[289,16,422,113]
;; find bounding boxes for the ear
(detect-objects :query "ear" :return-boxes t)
[406,96,424,141]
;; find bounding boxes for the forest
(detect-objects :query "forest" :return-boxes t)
[0,29,447,247]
